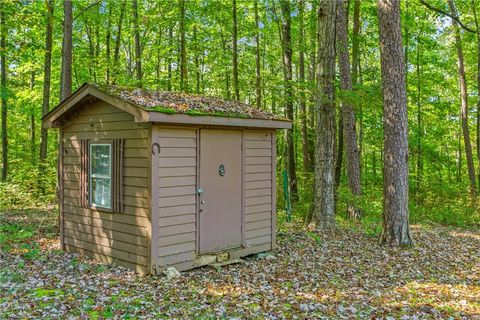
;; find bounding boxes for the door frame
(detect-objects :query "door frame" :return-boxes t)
[195,127,245,254]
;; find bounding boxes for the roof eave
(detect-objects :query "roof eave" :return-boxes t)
[42,84,149,128]
[147,111,292,129]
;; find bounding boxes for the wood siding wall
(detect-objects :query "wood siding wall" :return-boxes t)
[152,127,275,272]
[61,101,151,273]
[153,127,197,270]
[244,131,274,248]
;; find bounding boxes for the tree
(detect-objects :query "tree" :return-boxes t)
[132,0,142,86]
[336,0,362,219]
[39,0,54,163]
[232,0,240,101]
[0,5,6,181]
[60,0,72,101]
[299,0,311,172]
[254,0,261,109]
[112,0,126,85]
[179,0,188,93]
[313,0,337,229]
[377,0,413,246]
[447,0,476,194]
[280,0,298,201]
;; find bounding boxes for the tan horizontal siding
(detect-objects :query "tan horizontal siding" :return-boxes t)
[64,228,148,256]
[244,131,273,246]
[65,245,148,273]
[61,101,151,273]
[63,221,148,246]
[155,127,198,268]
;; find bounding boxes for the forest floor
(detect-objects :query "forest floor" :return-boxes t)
[0,208,479,319]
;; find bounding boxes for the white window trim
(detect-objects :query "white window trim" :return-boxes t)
[89,143,112,210]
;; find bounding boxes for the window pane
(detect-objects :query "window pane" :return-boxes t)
[91,144,111,176]
[92,177,111,208]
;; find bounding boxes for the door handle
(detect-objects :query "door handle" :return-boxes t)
[201,200,206,204]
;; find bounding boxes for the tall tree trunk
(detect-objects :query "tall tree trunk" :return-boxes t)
[352,0,362,177]
[377,0,413,246]
[132,0,142,86]
[0,7,6,181]
[415,33,423,195]
[472,0,480,190]
[193,26,200,94]
[232,0,240,100]
[167,27,173,91]
[105,1,112,84]
[313,0,337,229]
[60,0,73,101]
[337,0,362,219]
[299,0,311,172]
[448,0,477,194]
[280,0,298,201]
[40,0,54,163]
[254,0,261,108]
[112,0,126,84]
[179,0,188,92]
[30,71,35,164]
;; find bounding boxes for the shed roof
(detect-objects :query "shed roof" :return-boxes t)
[43,83,291,129]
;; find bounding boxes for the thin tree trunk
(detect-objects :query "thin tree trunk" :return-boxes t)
[179,0,188,92]
[448,0,477,194]
[352,0,362,177]
[105,1,112,84]
[254,0,261,108]
[0,7,6,181]
[30,71,35,164]
[132,0,142,86]
[472,0,480,190]
[377,0,413,246]
[60,0,73,101]
[337,0,362,219]
[280,0,298,201]
[232,0,240,100]
[415,33,423,195]
[112,1,126,84]
[299,0,311,172]
[40,0,54,163]
[167,27,173,91]
[193,26,200,94]
[313,0,337,229]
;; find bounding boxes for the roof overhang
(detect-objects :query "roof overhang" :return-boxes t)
[42,83,292,130]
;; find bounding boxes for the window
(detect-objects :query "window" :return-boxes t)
[89,143,112,209]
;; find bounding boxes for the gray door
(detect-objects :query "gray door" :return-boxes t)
[199,129,242,253]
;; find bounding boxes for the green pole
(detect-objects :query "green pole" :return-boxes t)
[282,169,292,222]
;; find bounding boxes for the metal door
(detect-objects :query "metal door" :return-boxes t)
[199,129,242,253]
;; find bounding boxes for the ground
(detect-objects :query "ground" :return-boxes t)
[1,209,479,319]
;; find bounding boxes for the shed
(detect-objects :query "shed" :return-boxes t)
[42,83,291,274]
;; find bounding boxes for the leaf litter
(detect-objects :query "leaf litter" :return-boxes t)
[1,223,479,319]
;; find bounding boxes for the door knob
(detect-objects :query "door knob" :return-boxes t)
[201,200,206,204]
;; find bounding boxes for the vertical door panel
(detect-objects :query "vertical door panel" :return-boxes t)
[199,129,242,253]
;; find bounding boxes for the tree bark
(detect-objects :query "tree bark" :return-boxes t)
[167,27,173,91]
[280,0,298,201]
[299,0,312,172]
[40,0,54,163]
[30,71,35,164]
[132,0,142,86]
[336,0,362,219]
[232,0,240,100]
[0,7,6,181]
[112,0,126,85]
[179,0,188,93]
[60,0,73,102]
[105,1,112,84]
[415,32,423,195]
[377,0,413,246]
[313,0,337,229]
[448,0,477,194]
[254,0,261,108]
[352,0,363,179]
[472,0,480,190]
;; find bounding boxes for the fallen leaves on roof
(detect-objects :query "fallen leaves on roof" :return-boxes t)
[99,84,283,120]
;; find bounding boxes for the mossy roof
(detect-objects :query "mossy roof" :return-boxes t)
[97,84,284,121]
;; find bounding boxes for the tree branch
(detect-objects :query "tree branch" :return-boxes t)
[419,0,477,33]
[73,0,101,22]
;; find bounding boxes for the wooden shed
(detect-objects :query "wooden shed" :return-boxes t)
[42,83,291,274]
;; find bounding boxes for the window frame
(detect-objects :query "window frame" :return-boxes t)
[89,142,113,211]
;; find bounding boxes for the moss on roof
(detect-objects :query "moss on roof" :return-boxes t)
[96,84,284,121]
